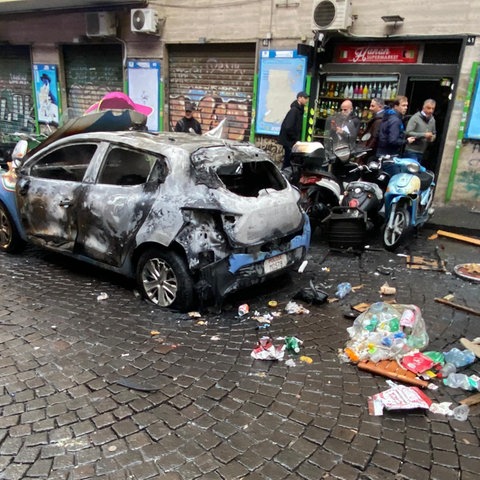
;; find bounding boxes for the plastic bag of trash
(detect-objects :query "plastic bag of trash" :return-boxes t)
[342,302,429,363]
[293,281,328,305]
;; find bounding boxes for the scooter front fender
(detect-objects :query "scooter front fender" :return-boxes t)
[385,196,413,229]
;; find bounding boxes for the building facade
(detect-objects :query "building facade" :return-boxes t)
[0,0,479,207]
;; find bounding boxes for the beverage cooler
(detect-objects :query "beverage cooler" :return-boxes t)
[313,74,400,140]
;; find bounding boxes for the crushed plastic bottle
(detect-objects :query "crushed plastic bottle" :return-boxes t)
[443,373,479,391]
[452,404,469,421]
[284,336,303,353]
[335,282,352,299]
[443,348,475,368]
[439,363,457,378]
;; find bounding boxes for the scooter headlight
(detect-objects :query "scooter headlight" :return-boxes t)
[407,162,420,173]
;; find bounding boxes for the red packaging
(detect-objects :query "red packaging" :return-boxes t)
[401,352,435,374]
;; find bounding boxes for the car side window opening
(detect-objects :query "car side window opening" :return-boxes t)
[30,144,97,182]
[98,147,166,186]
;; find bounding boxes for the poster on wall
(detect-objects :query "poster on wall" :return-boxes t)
[127,60,160,131]
[465,67,480,140]
[255,50,307,136]
[33,64,60,126]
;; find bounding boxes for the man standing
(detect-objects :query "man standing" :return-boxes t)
[361,97,384,157]
[377,96,415,157]
[404,99,437,163]
[338,99,360,139]
[278,91,309,169]
[175,103,202,134]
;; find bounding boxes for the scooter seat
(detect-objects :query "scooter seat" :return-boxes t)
[418,170,434,191]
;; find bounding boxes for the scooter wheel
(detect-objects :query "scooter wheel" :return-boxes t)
[383,206,410,251]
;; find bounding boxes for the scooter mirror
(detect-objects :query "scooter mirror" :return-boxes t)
[361,132,371,142]
[334,144,351,163]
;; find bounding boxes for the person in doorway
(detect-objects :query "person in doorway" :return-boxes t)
[377,95,415,157]
[359,97,385,157]
[278,91,309,169]
[404,99,437,163]
[174,103,202,134]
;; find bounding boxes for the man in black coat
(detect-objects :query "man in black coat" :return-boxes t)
[278,91,309,169]
[175,103,202,134]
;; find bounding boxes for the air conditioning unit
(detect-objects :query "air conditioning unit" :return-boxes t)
[86,12,117,37]
[312,0,352,31]
[131,8,159,34]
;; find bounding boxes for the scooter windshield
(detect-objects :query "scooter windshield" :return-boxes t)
[324,113,358,163]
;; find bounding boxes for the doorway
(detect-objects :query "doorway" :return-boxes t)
[405,77,454,174]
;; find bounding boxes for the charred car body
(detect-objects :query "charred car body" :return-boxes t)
[0,111,310,311]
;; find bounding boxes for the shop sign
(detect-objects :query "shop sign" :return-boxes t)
[335,45,419,64]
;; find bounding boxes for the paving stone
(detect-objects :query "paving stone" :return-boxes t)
[1,233,478,479]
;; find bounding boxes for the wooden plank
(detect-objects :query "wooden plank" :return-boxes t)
[434,297,480,317]
[460,393,480,406]
[357,360,429,388]
[437,230,480,246]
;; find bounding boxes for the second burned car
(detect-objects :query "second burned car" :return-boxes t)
[0,112,310,311]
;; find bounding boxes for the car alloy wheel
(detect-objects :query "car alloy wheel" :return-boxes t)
[136,248,195,311]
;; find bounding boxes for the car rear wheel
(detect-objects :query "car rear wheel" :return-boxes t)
[0,201,25,253]
[136,248,196,311]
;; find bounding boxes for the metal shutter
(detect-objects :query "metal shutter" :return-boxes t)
[168,44,255,141]
[63,44,123,118]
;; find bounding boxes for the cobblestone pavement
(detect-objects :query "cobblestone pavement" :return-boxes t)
[1,227,479,480]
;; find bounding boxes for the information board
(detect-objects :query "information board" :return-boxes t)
[127,60,161,131]
[465,66,480,140]
[255,50,307,136]
[33,64,61,126]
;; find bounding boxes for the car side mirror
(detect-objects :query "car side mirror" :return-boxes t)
[11,140,28,169]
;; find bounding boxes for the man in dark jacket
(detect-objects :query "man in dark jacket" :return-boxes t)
[361,97,384,157]
[278,91,309,169]
[377,96,415,157]
[175,103,202,134]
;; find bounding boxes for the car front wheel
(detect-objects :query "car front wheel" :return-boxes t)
[0,201,25,253]
[136,248,196,311]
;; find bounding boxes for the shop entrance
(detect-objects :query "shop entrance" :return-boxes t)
[405,76,453,173]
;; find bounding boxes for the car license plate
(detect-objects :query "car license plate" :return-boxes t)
[264,254,287,274]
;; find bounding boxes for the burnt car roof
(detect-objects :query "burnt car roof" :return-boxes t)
[33,130,270,162]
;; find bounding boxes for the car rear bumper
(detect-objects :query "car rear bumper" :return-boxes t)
[197,217,310,304]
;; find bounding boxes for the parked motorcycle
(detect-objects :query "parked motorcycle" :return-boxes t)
[289,141,342,232]
[287,113,371,233]
[324,157,390,250]
[381,155,435,251]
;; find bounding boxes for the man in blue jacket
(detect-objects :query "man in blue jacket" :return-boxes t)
[377,96,415,157]
[278,91,309,169]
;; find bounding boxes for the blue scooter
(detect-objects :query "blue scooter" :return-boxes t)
[381,156,435,251]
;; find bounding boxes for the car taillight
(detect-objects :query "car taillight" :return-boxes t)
[299,175,320,185]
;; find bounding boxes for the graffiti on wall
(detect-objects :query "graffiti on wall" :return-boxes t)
[170,92,251,141]
[255,135,284,165]
[457,142,480,199]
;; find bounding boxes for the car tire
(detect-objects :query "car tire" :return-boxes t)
[0,201,25,253]
[136,248,196,311]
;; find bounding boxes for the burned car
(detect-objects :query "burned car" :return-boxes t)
[0,111,310,311]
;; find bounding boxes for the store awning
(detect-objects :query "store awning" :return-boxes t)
[0,0,146,14]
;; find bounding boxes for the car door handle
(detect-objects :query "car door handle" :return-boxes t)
[59,199,73,208]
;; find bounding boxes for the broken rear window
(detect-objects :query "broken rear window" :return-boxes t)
[191,145,287,197]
